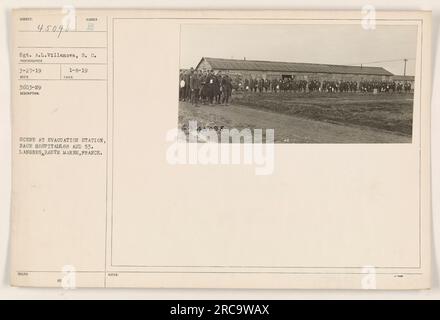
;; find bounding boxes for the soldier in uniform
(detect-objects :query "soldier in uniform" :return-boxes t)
[190,70,201,106]
[179,71,185,101]
[264,79,270,92]
[200,71,208,104]
[221,74,233,105]
[206,70,216,105]
[258,78,264,93]
[272,79,279,93]
[244,78,250,91]
[213,72,221,104]
[184,68,193,101]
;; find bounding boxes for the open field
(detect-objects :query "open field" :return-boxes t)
[178,92,413,143]
[232,92,414,136]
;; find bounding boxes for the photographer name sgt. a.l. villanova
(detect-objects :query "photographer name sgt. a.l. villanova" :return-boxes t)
[170,304,270,317]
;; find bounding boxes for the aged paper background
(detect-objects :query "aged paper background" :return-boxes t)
[1,6,430,288]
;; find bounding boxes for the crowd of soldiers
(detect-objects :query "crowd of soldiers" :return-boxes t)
[179,68,413,106]
[238,78,413,93]
[358,80,412,93]
[179,68,233,106]
[242,78,308,93]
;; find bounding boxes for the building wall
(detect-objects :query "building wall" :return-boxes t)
[197,59,212,71]
[197,68,392,82]
[195,60,394,83]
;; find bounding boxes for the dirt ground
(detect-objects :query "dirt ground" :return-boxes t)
[178,92,413,143]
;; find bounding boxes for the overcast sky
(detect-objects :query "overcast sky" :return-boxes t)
[180,24,418,76]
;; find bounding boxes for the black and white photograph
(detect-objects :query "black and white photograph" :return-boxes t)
[178,24,418,143]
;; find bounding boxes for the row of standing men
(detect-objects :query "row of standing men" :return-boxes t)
[180,69,413,106]
[179,69,233,106]
[240,78,412,93]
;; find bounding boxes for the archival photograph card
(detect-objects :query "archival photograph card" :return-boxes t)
[9,9,431,289]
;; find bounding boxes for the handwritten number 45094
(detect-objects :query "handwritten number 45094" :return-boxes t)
[36,24,67,38]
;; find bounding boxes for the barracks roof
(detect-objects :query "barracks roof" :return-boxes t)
[197,57,394,76]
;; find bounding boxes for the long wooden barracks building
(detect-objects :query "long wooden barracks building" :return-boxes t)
[196,57,395,82]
